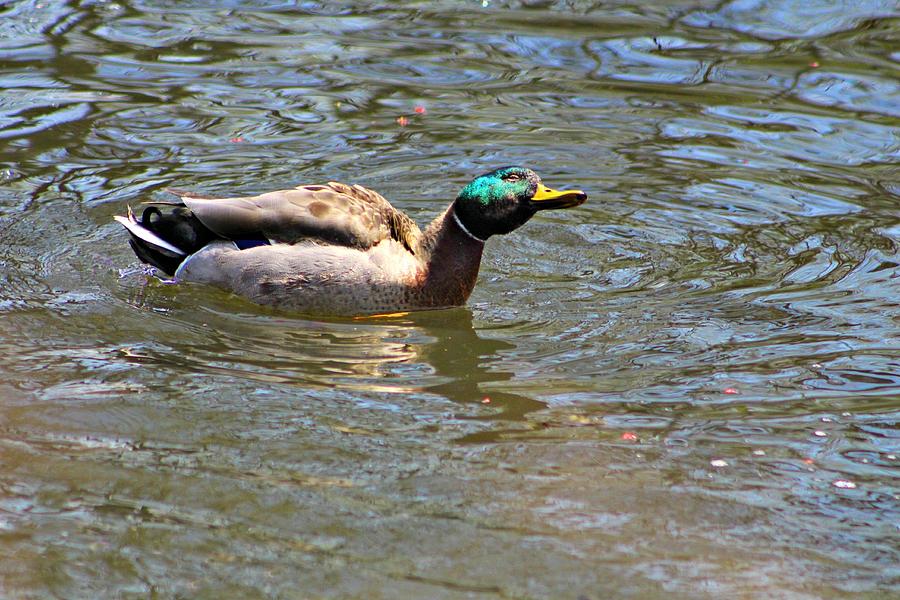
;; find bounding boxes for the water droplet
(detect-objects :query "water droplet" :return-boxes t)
[832,480,856,489]
[813,430,827,437]
[710,459,728,467]
[752,450,766,456]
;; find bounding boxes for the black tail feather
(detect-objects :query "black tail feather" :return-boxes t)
[126,206,218,276]
[128,239,184,276]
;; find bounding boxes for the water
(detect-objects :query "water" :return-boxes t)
[1,1,898,597]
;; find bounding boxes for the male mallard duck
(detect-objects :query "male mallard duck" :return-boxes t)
[115,166,586,315]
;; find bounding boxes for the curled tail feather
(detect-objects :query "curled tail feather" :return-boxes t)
[115,205,217,276]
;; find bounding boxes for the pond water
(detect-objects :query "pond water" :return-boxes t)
[1,1,899,597]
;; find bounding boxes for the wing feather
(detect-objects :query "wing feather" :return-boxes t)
[175,183,421,253]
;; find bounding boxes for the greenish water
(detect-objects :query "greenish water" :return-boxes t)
[1,1,899,598]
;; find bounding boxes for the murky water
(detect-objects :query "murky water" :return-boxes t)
[1,0,899,597]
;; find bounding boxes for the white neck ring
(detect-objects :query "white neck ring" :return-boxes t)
[452,209,487,244]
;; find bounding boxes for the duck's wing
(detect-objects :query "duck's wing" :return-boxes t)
[169,183,422,254]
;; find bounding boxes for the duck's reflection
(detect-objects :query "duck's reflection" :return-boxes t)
[400,309,546,423]
[131,286,546,427]
[128,287,546,430]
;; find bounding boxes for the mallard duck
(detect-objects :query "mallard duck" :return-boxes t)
[115,166,586,315]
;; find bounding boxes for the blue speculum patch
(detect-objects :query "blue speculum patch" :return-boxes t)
[233,239,271,250]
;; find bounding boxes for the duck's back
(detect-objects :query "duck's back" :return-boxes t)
[179,183,421,254]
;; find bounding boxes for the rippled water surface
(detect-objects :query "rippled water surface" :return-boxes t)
[1,1,899,597]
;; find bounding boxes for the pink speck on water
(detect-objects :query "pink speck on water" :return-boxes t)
[723,388,739,395]
[620,432,638,442]
[396,116,410,126]
[481,396,491,404]
[414,105,426,114]
[229,137,245,143]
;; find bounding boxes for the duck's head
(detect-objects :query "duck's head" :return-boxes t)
[453,167,586,241]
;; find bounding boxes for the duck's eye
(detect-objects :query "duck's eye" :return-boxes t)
[504,173,522,182]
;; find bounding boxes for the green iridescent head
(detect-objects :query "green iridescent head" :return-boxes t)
[454,167,586,240]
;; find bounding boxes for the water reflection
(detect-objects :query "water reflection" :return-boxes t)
[121,286,547,423]
[406,310,549,424]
